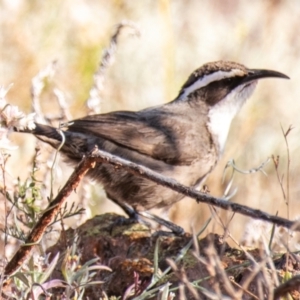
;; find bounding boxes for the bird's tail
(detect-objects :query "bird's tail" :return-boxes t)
[19,123,63,149]
[18,123,90,161]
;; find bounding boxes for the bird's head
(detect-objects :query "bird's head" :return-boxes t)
[176,61,289,152]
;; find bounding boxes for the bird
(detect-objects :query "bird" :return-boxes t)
[19,61,289,232]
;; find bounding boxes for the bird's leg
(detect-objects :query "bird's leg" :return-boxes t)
[137,211,184,235]
[107,195,184,234]
[108,195,138,219]
[107,195,151,227]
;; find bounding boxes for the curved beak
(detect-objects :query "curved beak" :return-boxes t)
[242,69,290,84]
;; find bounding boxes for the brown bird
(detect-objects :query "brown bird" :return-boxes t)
[20,61,289,232]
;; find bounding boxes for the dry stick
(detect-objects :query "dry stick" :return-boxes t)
[3,157,95,279]
[88,148,299,231]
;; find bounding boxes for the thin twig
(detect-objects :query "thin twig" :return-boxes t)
[0,154,10,295]
[272,125,293,273]
[272,155,287,200]
[224,157,270,177]
[0,154,9,247]
[230,280,260,300]
[281,124,293,218]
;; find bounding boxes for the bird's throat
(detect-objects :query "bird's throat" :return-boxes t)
[207,81,257,153]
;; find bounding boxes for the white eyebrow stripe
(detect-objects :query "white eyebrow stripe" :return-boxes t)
[179,69,245,100]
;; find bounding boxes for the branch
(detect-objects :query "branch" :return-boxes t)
[3,157,94,278]
[88,148,299,231]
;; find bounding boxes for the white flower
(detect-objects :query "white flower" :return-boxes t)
[0,84,36,151]
[0,104,36,131]
[1,105,24,126]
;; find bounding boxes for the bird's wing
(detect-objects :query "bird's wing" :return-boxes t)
[67,110,196,165]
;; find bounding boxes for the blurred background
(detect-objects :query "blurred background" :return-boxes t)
[1,0,300,247]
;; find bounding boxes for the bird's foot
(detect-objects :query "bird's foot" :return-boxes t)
[107,196,184,235]
[137,211,184,235]
[152,230,183,237]
[112,213,151,228]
